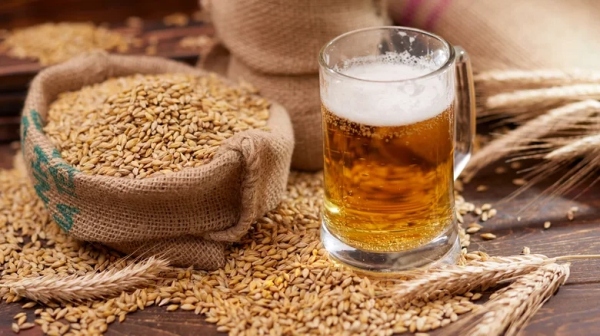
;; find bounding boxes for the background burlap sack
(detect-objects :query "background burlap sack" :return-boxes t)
[227,58,321,171]
[389,0,600,71]
[202,0,389,171]
[21,52,294,270]
[206,0,389,75]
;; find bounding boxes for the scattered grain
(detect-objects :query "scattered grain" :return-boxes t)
[19,323,34,330]
[476,185,488,192]
[21,302,36,309]
[481,233,497,240]
[510,162,522,169]
[468,223,483,229]
[0,164,487,335]
[494,166,507,174]
[522,247,531,255]
[567,207,579,221]
[544,221,551,229]
[466,227,481,234]
[13,313,26,320]
[513,178,527,186]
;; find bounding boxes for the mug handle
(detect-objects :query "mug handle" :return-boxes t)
[453,46,476,180]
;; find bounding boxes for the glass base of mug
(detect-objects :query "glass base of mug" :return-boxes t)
[321,221,461,273]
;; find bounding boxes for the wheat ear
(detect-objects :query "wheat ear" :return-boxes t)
[475,69,600,90]
[448,263,570,336]
[545,133,600,160]
[464,100,600,181]
[506,133,600,204]
[1,257,169,303]
[384,254,551,303]
[485,84,600,110]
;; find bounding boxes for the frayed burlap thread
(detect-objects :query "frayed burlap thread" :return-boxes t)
[20,52,294,270]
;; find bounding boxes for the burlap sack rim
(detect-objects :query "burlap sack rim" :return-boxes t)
[21,51,293,243]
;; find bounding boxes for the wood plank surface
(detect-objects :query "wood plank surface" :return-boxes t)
[0,144,598,335]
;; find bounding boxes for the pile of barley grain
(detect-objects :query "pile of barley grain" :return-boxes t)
[0,156,483,335]
[2,23,129,65]
[44,73,270,178]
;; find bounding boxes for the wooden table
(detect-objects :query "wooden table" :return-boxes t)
[0,143,598,336]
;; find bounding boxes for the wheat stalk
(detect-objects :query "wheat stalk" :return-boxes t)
[464,100,600,181]
[385,253,598,304]
[0,257,170,303]
[476,69,600,90]
[485,84,600,110]
[447,263,570,336]
[506,133,600,204]
[384,254,552,303]
[545,133,600,160]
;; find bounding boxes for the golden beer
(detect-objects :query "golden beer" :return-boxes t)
[319,26,475,271]
[322,104,455,252]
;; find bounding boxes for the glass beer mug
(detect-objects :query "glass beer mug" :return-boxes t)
[319,27,475,272]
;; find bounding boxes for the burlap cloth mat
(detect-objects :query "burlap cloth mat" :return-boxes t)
[20,52,294,270]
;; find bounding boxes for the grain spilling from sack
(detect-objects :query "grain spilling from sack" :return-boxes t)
[2,23,129,65]
[44,73,270,179]
[0,162,481,335]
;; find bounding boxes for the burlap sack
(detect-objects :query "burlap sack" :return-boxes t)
[20,52,294,270]
[202,0,389,171]
[206,0,389,75]
[389,0,600,71]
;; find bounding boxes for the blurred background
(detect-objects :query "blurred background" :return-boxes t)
[0,0,198,28]
[0,0,598,144]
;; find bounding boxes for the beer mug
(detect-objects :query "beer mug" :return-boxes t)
[319,27,475,272]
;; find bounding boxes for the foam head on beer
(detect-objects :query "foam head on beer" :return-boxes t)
[321,52,455,127]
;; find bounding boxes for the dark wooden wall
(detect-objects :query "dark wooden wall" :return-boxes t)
[0,0,200,29]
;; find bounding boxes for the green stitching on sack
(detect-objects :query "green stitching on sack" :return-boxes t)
[31,146,51,205]
[21,116,30,142]
[54,204,79,232]
[31,110,44,131]
[30,145,81,232]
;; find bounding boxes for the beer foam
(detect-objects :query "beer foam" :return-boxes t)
[321,55,454,126]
